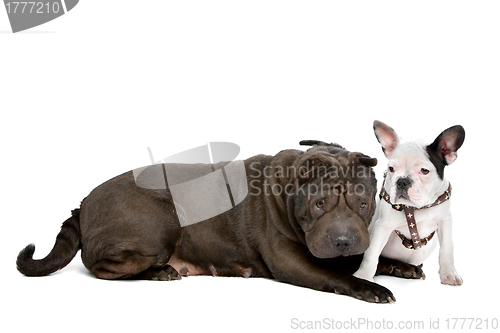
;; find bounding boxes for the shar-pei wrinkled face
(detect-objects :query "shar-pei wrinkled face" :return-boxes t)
[287,145,378,259]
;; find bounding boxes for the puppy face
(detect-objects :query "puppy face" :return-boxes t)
[373,120,465,208]
[385,142,443,207]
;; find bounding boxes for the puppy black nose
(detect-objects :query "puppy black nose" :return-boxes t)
[332,236,352,250]
[396,178,412,190]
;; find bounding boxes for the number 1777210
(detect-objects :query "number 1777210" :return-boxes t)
[5,2,61,14]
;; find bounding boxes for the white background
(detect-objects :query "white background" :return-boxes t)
[1,1,499,332]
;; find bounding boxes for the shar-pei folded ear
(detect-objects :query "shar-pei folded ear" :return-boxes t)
[347,152,378,168]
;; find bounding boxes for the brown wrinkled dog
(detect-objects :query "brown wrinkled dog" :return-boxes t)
[17,141,424,303]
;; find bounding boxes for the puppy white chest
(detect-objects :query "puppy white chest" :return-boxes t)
[380,202,448,265]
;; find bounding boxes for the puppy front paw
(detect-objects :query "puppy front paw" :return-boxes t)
[353,269,375,282]
[439,268,463,286]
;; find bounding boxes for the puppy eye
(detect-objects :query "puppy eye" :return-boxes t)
[315,199,325,209]
[421,168,430,175]
[389,166,395,173]
[359,201,367,210]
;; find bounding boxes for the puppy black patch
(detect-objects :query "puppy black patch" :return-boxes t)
[425,146,446,180]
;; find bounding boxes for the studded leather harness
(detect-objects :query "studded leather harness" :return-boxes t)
[379,179,452,250]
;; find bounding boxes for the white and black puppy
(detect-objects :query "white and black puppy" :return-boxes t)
[354,120,465,286]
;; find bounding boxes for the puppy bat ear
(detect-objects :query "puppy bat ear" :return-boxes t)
[373,120,400,158]
[427,125,465,165]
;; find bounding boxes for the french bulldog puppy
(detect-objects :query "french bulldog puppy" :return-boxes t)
[354,120,465,286]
